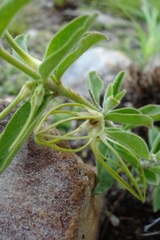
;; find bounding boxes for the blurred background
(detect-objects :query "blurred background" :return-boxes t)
[1,1,160,239]
[1,0,160,108]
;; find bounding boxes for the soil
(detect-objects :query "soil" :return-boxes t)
[3,1,160,239]
[99,186,160,240]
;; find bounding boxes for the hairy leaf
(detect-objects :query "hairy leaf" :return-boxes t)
[94,142,116,194]
[108,107,141,114]
[150,131,160,154]
[115,89,126,101]
[44,14,96,58]
[87,71,103,106]
[155,151,160,161]
[112,71,125,96]
[14,34,29,52]
[0,0,30,37]
[0,102,30,172]
[11,34,29,61]
[106,128,150,159]
[144,169,158,186]
[103,96,119,112]
[0,98,47,173]
[140,104,160,121]
[104,83,113,99]
[94,142,144,201]
[106,110,153,127]
[148,127,160,150]
[153,187,160,212]
[39,14,98,78]
[113,141,141,168]
[55,32,106,79]
[93,165,114,195]
[149,166,160,175]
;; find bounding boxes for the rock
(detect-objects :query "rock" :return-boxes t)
[96,13,130,28]
[146,53,160,70]
[62,47,131,97]
[41,0,53,10]
[0,99,16,133]
[0,100,103,240]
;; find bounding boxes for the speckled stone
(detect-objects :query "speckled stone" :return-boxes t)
[0,99,102,240]
[62,47,131,97]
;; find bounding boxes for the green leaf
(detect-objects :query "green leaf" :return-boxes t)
[93,142,116,194]
[102,71,125,105]
[93,165,114,195]
[153,187,160,212]
[148,127,160,149]
[106,109,153,127]
[115,89,126,101]
[144,169,158,186]
[94,141,144,201]
[87,71,103,106]
[106,128,150,159]
[150,131,160,154]
[0,0,30,37]
[55,32,107,79]
[103,95,119,112]
[0,102,31,172]
[104,83,113,99]
[12,34,29,61]
[112,71,125,96]
[155,151,160,161]
[0,98,48,173]
[112,141,146,190]
[44,14,97,59]
[114,141,141,168]
[140,104,160,122]
[4,31,41,69]
[103,106,140,118]
[108,107,142,114]
[14,34,29,52]
[39,14,98,79]
[148,166,160,175]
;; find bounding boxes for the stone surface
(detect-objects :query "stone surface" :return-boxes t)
[147,53,160,70]
[62,47,131,97]
[0,100,102,240]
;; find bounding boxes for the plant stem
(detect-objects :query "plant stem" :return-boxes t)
[0,84,31,121]
[4,31,41,70]
[49,78,97,110]
[0,47,40,79]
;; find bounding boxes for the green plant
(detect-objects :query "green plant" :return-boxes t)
[88,0,160,65]
[146,126,160,211]
[110,0,160,65]
[83,0,142,16]
[123,0,160,64]
[1,0,160,206]
[92,0,160,19]
[54,0,65,8]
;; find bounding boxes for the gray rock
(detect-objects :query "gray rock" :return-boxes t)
[0,100,102,240]
[62,47,131,96]
[147,53,160,70]
[97,12,131,28]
